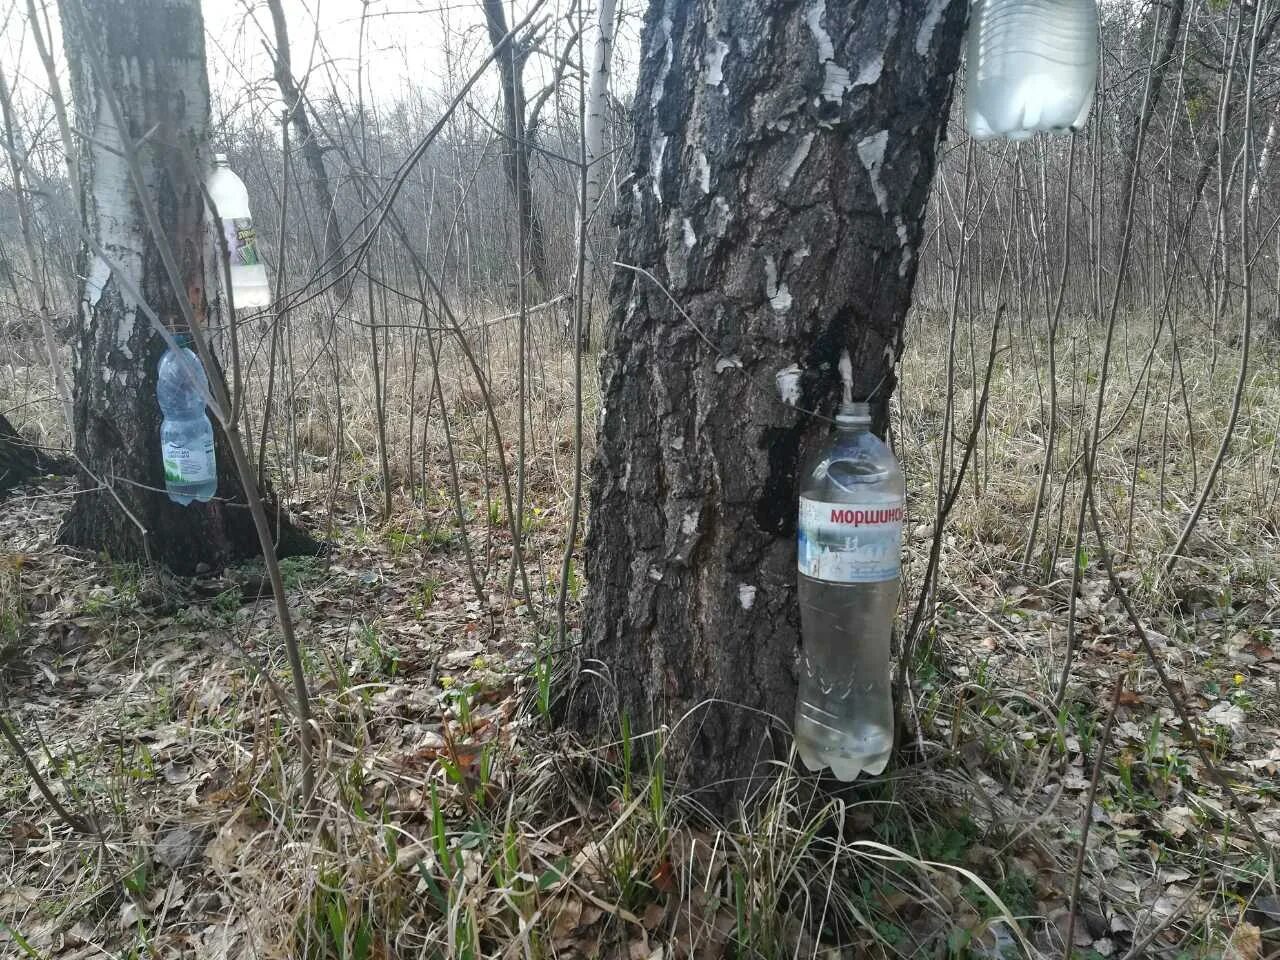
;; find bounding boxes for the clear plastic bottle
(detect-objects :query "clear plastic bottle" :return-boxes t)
[157,340,217,505]
[795,402,905,780]
[206,153,271,308]
[965,0,1099,141]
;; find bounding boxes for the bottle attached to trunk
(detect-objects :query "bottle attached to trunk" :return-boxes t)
[207,154,271,308]
[157,338,217,505]
[795,402,904,780]
[965,0,1099,141]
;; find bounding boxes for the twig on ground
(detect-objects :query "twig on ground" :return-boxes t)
[1063,676,1123,960]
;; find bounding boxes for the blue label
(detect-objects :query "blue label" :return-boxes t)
[798,496,903,583]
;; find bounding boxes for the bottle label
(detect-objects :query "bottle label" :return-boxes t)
[798,496,904,583]
[221,217,260,267]
[163,436,216,485]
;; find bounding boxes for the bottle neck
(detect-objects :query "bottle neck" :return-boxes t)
[835,401,872,430]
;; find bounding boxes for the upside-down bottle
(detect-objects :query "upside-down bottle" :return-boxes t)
[965,0,1099,141]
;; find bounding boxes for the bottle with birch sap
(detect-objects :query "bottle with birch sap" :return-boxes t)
[207,153,271,308]
[795,401,905,780]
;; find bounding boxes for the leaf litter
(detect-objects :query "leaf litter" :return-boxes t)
[1,459,1278,959]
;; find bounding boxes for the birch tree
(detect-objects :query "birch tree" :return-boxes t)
[568,0,967,808]
[56,0,311,573]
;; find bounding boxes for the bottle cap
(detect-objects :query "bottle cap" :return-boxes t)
[173,331,193,349]
[213,153,228,165]
[835,401,871,426]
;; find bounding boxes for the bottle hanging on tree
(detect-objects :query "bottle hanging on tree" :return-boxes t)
[795,400,905,781]
[207,153,271,308]
[965,0,1099,141]
[157,336,217,505]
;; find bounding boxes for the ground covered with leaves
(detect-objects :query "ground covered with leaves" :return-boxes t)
[3,323,1280,959]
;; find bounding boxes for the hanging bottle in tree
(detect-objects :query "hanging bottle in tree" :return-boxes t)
[157,337,217,505]
[965,0,1099,140]
[207,154,271,307]
[795,400,905,781]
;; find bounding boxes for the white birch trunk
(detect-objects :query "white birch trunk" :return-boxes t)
[582,0,619,243]
[1249,102,1278,209]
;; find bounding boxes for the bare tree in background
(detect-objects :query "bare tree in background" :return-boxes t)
[569,0,967,808]
[56,0,311,573]
[265,0,350,303]
[482,0,553,296]
[580,0,618,346]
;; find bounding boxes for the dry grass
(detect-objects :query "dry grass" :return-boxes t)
[2,305,1279,958]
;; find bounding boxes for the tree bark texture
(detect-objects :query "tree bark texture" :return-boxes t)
[57,0,314,574]
[482,0,553,294]
[571,0,966,809]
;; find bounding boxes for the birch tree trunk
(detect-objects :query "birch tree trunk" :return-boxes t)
[57,0,313,574]
[569,0,966,810]
[579,0,619,348]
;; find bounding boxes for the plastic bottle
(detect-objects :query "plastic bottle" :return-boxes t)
[965,0,1099,141]
[795,401,905,780]
[206,153,271,308]
[157,339,217,505]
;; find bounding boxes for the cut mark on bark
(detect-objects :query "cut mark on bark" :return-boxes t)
[775,364,803,405]
[738,584,757,610]
[682,218,697,248]
[764,255,792,312]
[697,152,711,194]
[716,356,743,373]
[804,0,850,103]
[704,38,729,88]
[779,133,815,190]
[681,511,698,535]
[916,0,951,56]
[856,130,890,214]
[839,349,853,404]
[648,566,664,582]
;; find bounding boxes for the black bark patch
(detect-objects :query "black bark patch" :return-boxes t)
[754,427,801,535]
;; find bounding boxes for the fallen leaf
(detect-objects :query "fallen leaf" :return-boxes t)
[1160,806,1196,840]
[155,825,206,870]
[206,818,255,875]
[1224,921,1261,960]
[1203,701,1246,734]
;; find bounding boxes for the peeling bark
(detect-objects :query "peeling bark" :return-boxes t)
[570,0,965,810]
[57,0,314,574]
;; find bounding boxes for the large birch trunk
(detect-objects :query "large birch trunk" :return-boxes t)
[56,0,314,574]
[570,0,966,811]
